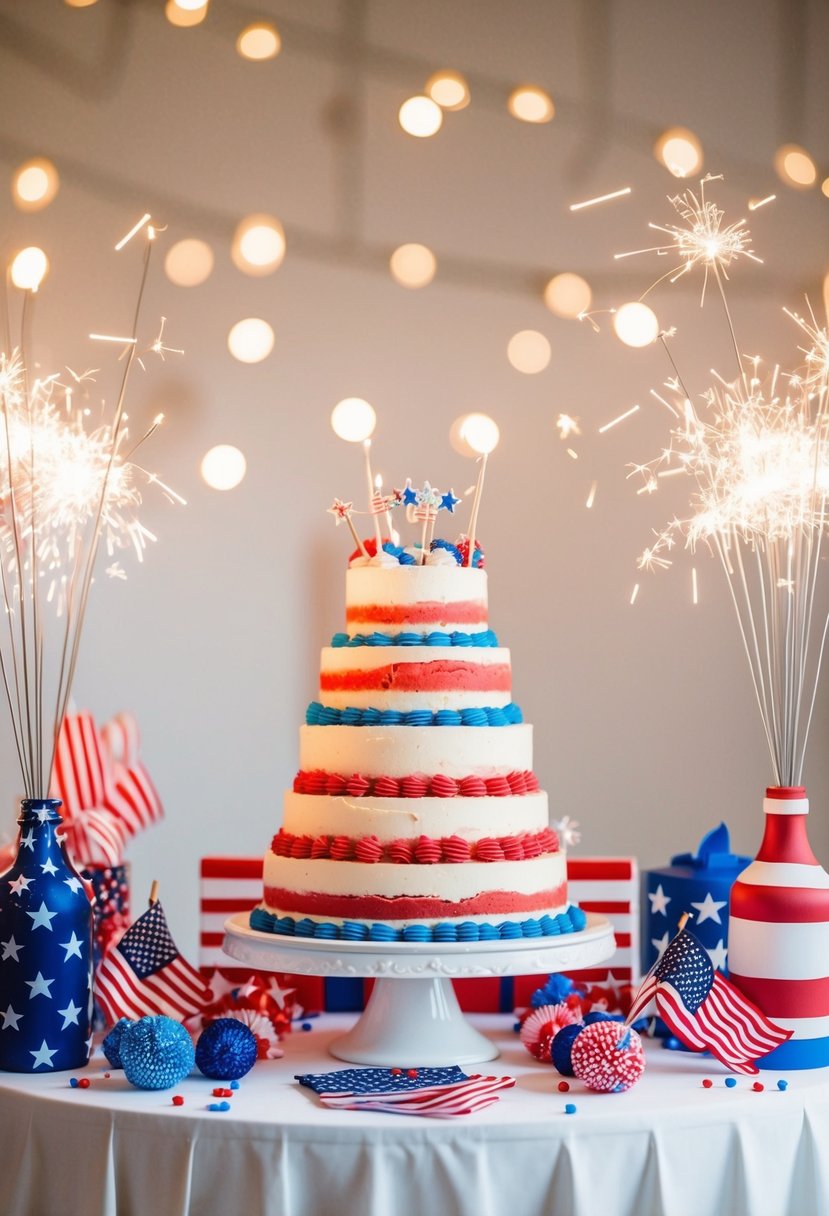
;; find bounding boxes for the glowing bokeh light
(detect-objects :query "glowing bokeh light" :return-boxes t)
[10,246,49,291]
[236,22,281,60]
[654,127,703,178]
[450,413,500,457]
[821,177,829,199]
[12,158,59,212]
[231,214,286,276]
[227,318,274,363]
[425,70,470,111]
[164,238,214,287]
[507,86,554,124]
[64,0,98,6]
[398,96,443,138]
[331,398,376,443]
[543,272,592,318]
[389,243,437,288]
[774,144,818,189]
[201,445,247,491]
[165,0,208,27]
[507,329,551,374]
[613,302,659,348]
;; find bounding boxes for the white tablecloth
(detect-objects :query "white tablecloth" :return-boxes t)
[2,1015,828,1216]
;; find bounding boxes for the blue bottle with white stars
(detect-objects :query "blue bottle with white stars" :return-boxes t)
[0,799,93,1072]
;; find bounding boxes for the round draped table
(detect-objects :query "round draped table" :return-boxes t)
[1,1015,827,1216]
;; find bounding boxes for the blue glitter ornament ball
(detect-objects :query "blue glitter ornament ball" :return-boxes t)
[196,1018,258,1080]
[102,1018,132,1069]
[551,1023,585,1076]
[120,1016,195,1090]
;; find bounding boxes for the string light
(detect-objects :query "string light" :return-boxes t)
[11,158,59,212]
[231,214,286,276]
[507,86,554,124]
[165,1,208,27]
[544,273,591,318]
[201,445,247,491]
[164,238,214,287]
[654,128,703,178]
[389,243,436,288]
[227,318,274,363]
[10,247,49,292]
[398,96,443,137]
[425,70,470,111]
[331,398,376,443]
[507,329,551,374]
[774,144,818,189]
[613,303,659,348]
[236,22,281,61]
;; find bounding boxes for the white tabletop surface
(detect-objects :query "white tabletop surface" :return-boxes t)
[1,1014,828,1216]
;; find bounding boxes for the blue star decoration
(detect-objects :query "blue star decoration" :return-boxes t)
[0,800,92,1072]
[440,489,461,513]
[402,482,418,507]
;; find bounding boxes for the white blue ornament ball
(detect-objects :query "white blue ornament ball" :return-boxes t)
[120,1016,195,1090]
[196,1018,258,1080]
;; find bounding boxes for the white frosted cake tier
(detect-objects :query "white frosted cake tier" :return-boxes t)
[298,723,532,778]
[345,565,488,634]
[281,790,550,840]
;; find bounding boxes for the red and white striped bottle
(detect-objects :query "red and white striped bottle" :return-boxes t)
[729,787,829,1069]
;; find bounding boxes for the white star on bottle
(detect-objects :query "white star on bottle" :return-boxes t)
[651,931,670,958]
[30,1040,58,1069]
[63,876,83,894]
[40,857,58,877]
[36,806,51,823]
[57,999,82,1029]
[7,874,32,897]
[26,901,58,932]
[691,891,727,925]
[648,884,671,917]
[0,1005,23,1031]
[0,936,22,962]
[20,829,35,851]
[268,980,295,1010]
[707,939,729,972]
[60,932,84,961]
[25,972,55,1000]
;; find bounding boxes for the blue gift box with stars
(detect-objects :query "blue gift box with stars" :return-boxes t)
[642,823,751,977]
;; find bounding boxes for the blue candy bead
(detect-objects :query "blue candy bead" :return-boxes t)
[725,1076,737,1088]
[564,1103,577,1115]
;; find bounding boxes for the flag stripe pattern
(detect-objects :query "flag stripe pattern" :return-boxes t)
[729,790,829,1069]
[298,1066,514,1117]
[94,900,211,1025]
[627,926,791,1074]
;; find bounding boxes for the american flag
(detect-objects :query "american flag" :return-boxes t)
[626,925,792,1074]
[297,1066,514,1117]
[95,900,211,1025]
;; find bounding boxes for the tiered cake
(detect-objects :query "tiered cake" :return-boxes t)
[251,555,586,943]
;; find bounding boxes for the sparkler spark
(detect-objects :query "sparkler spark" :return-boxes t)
[599,404,640,434]
[570,186,631,212]
[556,413,581,439]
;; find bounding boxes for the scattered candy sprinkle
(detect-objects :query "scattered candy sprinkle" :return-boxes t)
[702,1079,713,1089]
[301,1023,313,1032]
[78,1077,90,1089]
[564,1103,577,1115]
[103,1072,111,1080]
[725,1077,737,1088]
[230,1080,240,1090]
[69,1078,79,1088]
[513,1022,521,1033]
[172,1095,184,1106]
[777,1079,788,1091]
[557,1081,570,1092]
[753,1082,764,1092]
[212,1087,224,1097]
[208,1101,231,1112]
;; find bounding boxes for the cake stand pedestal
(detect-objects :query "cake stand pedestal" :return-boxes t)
[223,912,614,1066]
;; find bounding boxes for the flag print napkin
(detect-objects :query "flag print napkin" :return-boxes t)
[296,1066,515,1117]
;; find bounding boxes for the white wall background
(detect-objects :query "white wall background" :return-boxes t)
[0,0,827,956]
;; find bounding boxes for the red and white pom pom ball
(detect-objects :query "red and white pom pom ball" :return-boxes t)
[570,1021,645,1093]
[520,1003,582,1062]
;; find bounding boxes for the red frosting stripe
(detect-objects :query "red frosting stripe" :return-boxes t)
[292,769,540,797]
[263,885,568,920]
[320,660,511,693]
[269,826,559,863]
[346,601,487,627]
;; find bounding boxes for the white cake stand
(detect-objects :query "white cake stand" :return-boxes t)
[223,912,615,1066]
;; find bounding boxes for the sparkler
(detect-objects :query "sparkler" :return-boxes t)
[0,223,179,799]
[620,180,829,786]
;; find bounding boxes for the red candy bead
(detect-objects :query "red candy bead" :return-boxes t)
[406,1069,418,1079]
[77,1077,90,1089]
[212,1088,224,1097]
[103,1072,111,1080]
[390,1068,402,1076]
[753,1082,765,1092]
[702,1079,713,1089]
[172,1095,184,1106]
[557,1081,570,1092]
